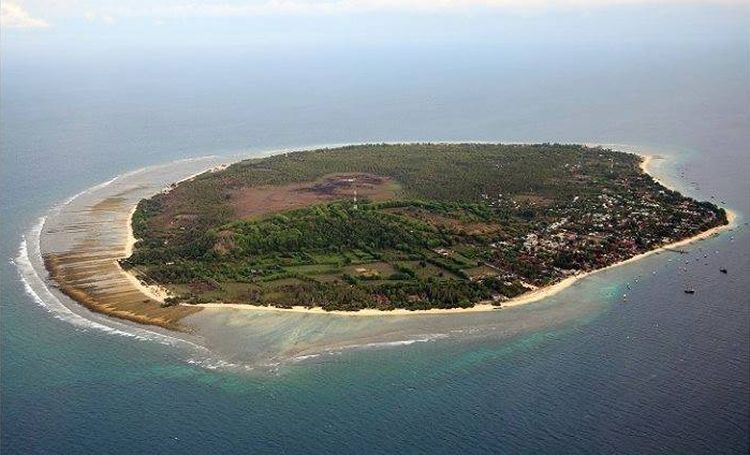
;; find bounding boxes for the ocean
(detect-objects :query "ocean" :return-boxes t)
[1,43,748,454]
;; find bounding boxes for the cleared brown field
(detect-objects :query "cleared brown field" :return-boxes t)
[230,173,399,220]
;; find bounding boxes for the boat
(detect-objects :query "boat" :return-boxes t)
[684,288,696,294]
[720,268,728,274]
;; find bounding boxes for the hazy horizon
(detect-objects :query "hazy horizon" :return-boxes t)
[3,1,749,52]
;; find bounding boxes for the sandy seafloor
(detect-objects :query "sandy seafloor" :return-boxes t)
[25,143,744,370]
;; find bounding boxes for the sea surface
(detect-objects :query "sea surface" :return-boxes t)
[2,43,749,454]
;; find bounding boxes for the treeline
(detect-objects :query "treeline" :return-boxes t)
[218,201,451,257]
[258,278,512,311]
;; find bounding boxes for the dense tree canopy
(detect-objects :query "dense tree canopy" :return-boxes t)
[123,143,726,311]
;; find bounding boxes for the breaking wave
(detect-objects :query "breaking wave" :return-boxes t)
[332,333,450,351]
[10,158,224,355]
[13,216,209,353]
[10,153,456,372]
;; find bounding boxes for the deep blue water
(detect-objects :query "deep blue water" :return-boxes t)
[2,43,749,454]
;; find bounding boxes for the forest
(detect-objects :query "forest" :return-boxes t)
[122,143,727,311]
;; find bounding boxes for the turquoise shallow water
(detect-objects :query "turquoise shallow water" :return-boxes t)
[2,44,748,454]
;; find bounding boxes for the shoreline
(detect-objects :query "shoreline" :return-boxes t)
[117,150,736,318]
[118,165,230,305]
[190,206,735,316]
[121,204,173,303]
[39,161,227,332]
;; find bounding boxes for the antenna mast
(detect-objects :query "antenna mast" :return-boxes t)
[353,183,358,210]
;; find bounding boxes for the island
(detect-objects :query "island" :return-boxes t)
[112,143,727,315]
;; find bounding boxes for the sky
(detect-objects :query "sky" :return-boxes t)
[1,0,748,54]
[2,0,748,24]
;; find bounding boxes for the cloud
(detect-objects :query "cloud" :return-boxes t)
[1,1,49,28]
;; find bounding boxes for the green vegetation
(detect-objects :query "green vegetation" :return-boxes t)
[122,143,727,311]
